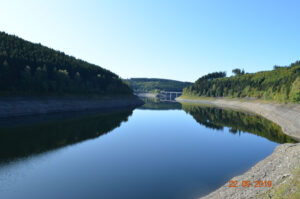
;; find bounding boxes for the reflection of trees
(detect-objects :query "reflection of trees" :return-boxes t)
[182,104,296,144]
[0,109,133,162]
[139,97,182,110]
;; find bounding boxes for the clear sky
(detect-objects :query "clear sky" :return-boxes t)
[1,0,299,82]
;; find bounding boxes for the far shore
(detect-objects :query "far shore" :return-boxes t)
[176,96,300,199]
[0,96,143,118]
[134,92,158,98]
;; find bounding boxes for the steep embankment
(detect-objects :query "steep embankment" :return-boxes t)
[177,97,300,199]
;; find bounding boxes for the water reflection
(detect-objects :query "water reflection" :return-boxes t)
[139,97,182,110]
[182,103,296,144]
[0,108,134,163]
[0,102,297,199]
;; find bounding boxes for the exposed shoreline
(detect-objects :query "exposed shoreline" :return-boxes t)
[176,97,300,199]
[0,96,143,118]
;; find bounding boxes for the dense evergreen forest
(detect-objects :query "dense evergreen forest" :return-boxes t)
[125,78,192,93]
[183,62,300,102]
[0,31,133,96]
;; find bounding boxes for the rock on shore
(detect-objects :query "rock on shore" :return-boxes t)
[201,143,300,199]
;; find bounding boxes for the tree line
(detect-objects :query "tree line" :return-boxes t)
[125,78,192,93]
[183,62,300,102]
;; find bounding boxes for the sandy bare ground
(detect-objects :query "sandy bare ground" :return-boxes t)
[177,98,300,199]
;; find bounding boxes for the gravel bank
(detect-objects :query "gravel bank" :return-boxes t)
[0,96,143,118]
[176,98,300,199]
[202,143,300,199]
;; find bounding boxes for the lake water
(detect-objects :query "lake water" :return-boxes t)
[0,100,296,199]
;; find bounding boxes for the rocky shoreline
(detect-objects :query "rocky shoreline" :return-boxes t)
[176,97,300,199]
[0,96,143,118]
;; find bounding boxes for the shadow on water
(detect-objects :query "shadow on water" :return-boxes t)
[0,108,134,163]
[182,103,297,144]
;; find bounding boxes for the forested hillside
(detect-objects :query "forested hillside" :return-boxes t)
[183,62,300,102]
[0,31,133,96]
[125,78,192,93]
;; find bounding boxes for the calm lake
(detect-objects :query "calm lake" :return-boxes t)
[0,99,296,199]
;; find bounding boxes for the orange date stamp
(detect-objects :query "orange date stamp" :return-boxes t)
[229,180,272,188]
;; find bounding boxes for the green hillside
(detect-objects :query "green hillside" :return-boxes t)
[125,78,192,93]
[183,62,300,103]
[0,31,133,96]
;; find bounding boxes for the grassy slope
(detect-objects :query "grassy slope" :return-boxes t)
[259,166,300,199]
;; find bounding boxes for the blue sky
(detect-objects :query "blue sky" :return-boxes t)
[1,0,299,81]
